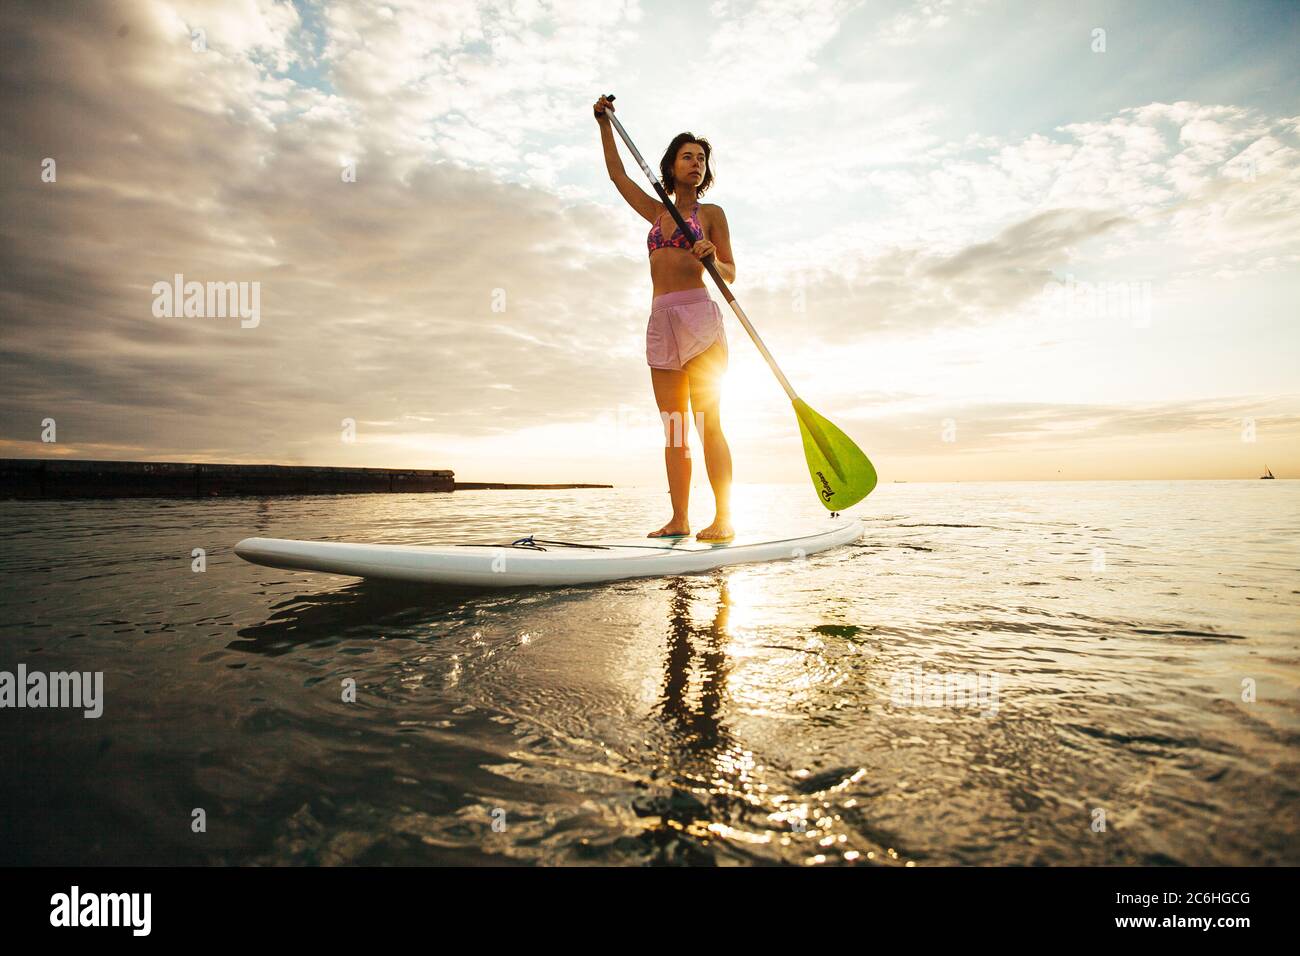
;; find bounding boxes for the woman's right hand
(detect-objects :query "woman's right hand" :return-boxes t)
[593,95,614,123]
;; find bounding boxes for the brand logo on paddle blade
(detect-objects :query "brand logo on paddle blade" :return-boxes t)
[816,470,835,501]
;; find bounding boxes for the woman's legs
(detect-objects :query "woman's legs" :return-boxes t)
[649,365,692,536]
[685,340,733,541]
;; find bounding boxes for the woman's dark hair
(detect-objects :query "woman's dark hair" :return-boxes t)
[659,132,714,197]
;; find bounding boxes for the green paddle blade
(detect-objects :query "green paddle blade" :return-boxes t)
[793,398,878,511]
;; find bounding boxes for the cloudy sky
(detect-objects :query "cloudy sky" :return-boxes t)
[1,0,1297,484]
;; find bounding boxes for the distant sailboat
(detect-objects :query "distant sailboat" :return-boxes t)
[1261,465,1275,480]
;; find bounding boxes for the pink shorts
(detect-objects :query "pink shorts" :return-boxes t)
[646,288,728,371]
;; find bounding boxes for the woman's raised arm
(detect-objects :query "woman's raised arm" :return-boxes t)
[594,96,661,224]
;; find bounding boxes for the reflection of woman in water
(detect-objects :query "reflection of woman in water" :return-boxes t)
[634,578,870,863]
[658,579,731,750]
[628,577,736,862]
[593,94,735,542]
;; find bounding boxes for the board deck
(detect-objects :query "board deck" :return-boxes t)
[234,520,863,587]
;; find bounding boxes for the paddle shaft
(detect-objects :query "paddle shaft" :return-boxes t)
[601,96,799,402]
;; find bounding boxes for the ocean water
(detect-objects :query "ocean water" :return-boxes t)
[0,480,1296,866]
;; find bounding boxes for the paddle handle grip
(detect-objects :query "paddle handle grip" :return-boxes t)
[601,94,800,403]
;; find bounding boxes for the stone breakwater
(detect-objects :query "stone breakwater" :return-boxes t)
[0,459,610,498]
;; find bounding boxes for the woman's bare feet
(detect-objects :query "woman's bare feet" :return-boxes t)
[696,516,734,542]
[648,519,690,538]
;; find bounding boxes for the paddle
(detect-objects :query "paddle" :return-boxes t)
[599,94,878,512]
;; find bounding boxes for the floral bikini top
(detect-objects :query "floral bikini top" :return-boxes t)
[647,201,702,255]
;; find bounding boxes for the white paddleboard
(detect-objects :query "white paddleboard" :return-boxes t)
[235,520,863,587]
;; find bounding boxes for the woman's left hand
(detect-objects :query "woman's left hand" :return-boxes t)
[691,239,717,260]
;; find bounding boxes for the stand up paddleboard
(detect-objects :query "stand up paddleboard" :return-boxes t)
[235,520,863,587]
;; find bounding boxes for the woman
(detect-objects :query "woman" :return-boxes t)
[593,95,735,541]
